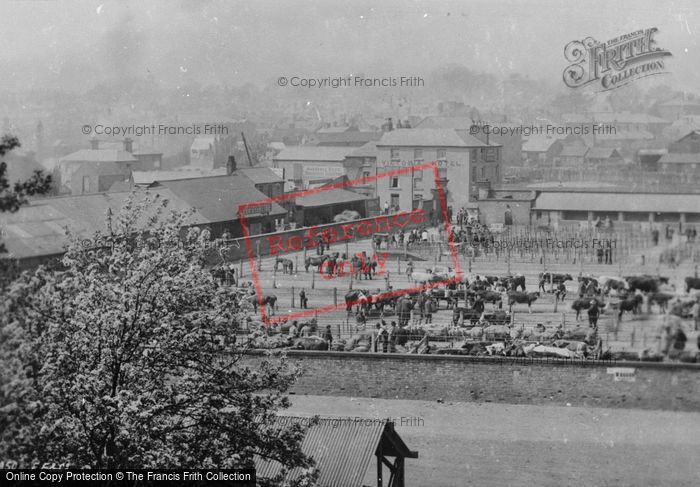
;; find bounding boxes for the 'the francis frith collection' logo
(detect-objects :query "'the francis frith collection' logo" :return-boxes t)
[563,28,672,91]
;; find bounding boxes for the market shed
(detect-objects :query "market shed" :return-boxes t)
[255,416,418,487]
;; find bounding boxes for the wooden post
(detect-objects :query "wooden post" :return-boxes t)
[239,258,243,279]
[311,268,316,290]
[291,286,295,308]
[438,241,442,262]
[295,255,298,275]
[256,240,262,271]
[385,271,390,291]
[561,312,566,328]
[553,295,558,313]
[507,246,511,275]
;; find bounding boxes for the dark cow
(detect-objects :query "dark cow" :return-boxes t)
[344,289,371,312]
[540,272,574,284]
[649,292,674,313]
[571,297,604,320]
[452,307,481,325]
[305,254,330,272]
[617,294,643,319]
[507,291,540,313]
[625,275,664,293]
[685,276,700,293]
[502,274,526,292]
[476,290,503,306]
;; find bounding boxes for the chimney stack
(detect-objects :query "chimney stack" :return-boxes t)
[123,137,133,153]
[90,137,99,150]
[227,155,237,175]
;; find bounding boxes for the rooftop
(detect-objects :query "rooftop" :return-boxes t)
[274,146,355,162]
[59,149,137,163]
[0,189,206,259]
[237,166,285,184]
[295,187,369,207]
[163,174,286,221]
[255,416,417,487]
[347,141,379,158]
[377,128,492,148]
[658,153,700,164]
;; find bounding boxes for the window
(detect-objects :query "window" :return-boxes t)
[390,194,400,208]
[414,149,423,162]
[362,171,371,179]
[390,176,400,188]
[496,165,500,179]
[82,176,90,194]
[481,166,486,178]
[413,177,421,189]
[437,149,447,161]
[471,149,477,162]
[485,148,496,162]
[471,166,476,180]
[390,148,400,162]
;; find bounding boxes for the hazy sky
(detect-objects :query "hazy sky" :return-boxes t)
[0,0,698,92]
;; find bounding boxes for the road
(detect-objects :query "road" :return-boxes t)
[286,395,700,487]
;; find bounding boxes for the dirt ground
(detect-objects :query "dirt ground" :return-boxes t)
[285,395,700,487]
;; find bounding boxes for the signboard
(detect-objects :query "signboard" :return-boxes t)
[607,367,636,382]
[302,163,346,180]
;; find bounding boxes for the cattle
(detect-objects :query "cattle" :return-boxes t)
[539,272,573,284]
[305,253,334,272]
[476,290,503,306]
[344,289,371,312]
[685,276,700,293]
[649,292,675,313]
[481,310,510,326]
[598,276,628,294]
[570,297,604,320]
[501,274,526,292]
[625,275,665,293]
[507,291,540,313]
[452,306,481,325]
[274,257,294,274]
[617,294,643,319]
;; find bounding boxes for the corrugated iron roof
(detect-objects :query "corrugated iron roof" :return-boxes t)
[0,188,207,259]
[163,174,286,221]
[255,416,416,487]
[535,191,700,213]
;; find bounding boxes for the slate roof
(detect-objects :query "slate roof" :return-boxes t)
[59,149,137,163]
[274,146,355,162]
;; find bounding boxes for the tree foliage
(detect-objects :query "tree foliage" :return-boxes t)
[0,193,316,485]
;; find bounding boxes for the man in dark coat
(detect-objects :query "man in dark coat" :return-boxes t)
[588,300,600,328]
